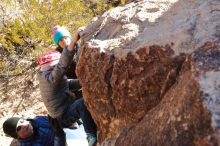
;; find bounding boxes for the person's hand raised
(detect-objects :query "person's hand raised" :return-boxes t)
[72,26,85,43]
[69,26,86,51]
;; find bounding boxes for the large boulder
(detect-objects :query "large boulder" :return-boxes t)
[76,0,220,145]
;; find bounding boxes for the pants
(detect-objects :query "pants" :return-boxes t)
[61,98,97,134]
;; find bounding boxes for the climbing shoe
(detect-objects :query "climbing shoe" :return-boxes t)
[87,133,97,146]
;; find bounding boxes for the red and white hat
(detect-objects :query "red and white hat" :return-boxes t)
[38,50,61,71]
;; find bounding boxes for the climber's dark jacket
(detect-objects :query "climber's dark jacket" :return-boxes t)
[38,47,81,118]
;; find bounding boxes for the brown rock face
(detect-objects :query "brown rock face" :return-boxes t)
[76,0,220,145]
[116,56,213,146]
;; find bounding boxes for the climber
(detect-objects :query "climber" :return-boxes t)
[3,115,66,146]
[52,25,79,79]
[51,25,83,97]
[37,26,97,146]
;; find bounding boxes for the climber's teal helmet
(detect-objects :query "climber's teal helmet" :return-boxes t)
[52,26,71,45]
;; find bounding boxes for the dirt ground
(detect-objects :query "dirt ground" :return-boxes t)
[0,68,47,146]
